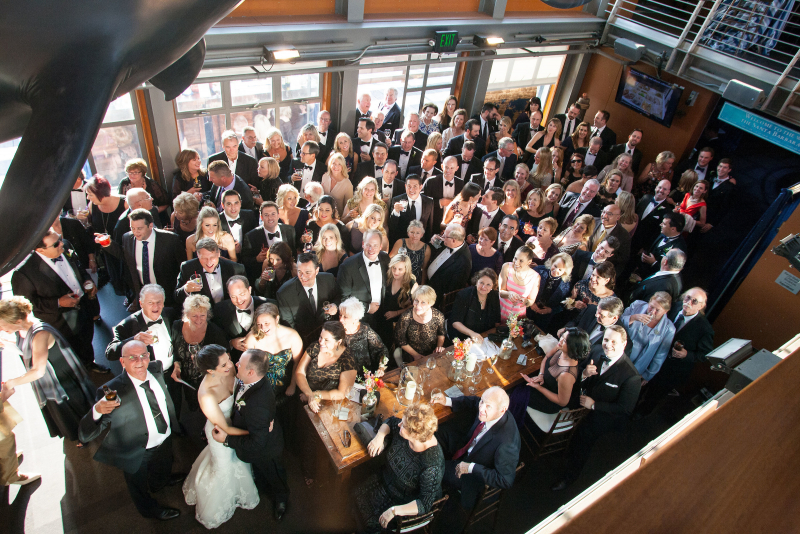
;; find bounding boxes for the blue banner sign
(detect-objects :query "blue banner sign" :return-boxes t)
[718,102,800,155]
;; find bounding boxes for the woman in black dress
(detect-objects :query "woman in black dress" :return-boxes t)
[447,268,501,343]
[294,321,357,413]
[394,285,446,365]
[356,403,444,533]
[84,175,127,294]
[254,241,296,299]
[376,254,417,349]
[255,156,285,204]
[0,297,95,445]
[529,253,574,331]
[171,148,212,198]
[302,196,350,254]
[339,297,389,373]
[313,223,348,278]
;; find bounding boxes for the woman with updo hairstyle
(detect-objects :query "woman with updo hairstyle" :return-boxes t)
[276,183,309,236]
[173,148,211,197]
[0,296,95,445]
[499,244,541,321]
[443,182,482,228]
[339,297,389,373]
[171,191,201,242]
[244,303,303,401]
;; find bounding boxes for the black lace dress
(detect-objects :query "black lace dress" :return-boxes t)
[346,323,389,373]
[400,239,427,282]
[170,320,229,409]
[527,351,579,414]
[355,417,445,532]
[303,343,356,391]
[395,309,446,359]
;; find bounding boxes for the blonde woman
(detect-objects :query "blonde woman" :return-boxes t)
[377,254,419,346]
[389,219,431,283]
[265,128,293,179]
[498,245,541,321]
[296,124,321,155]
[347,203,390,254]
[186,206,237,261]
[313,222,348,277]
[394,285,445,362]
[441,109,467,149]
[276,183,308,233]
[171,191,201,242]
[332,132,358,174]
[514,162,533,199]
[598,153,635,193]
[343,177,387,224]
[616,191,639,234]
[426,131,444,155]
[635,150,676,198]
[501,179,522,216]
[492,116,517,154]
[553,213,594,255]
[255,156,282,204]
[544,183,563,219]
[322,152,354,217]
[525,118,562,155]
[517,188,547,239]
[551,147,564,185]
[530,146,554,188]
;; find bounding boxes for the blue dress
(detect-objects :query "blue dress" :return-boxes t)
[469,244,503,277]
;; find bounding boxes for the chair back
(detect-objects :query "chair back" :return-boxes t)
[438,288,461,315]
[462,462,526,533]
[522,407,588,461]
[395,495,449,534]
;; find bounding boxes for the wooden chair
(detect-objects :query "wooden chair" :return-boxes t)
[438,289,461,315]
[461,462,525,534]
[394,495,449,533]
[521,407,588,461]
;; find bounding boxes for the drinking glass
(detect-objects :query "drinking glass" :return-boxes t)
[399,200,408,211]
[83,280,95,299]
[398,247,408,256]
[426,356,437,371]
[430,388,442,403]
[323,301,332,317]
[486,352,498,374]
[190,273,203,287]
[147,330,159,344]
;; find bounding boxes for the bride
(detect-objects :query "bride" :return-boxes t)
[183,344,259,529]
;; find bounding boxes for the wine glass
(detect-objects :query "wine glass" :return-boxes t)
[468,360,483,395]
[426,356,437,372]
[430,388,442,403]
[486,352,498,374]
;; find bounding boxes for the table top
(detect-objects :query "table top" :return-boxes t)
[304,329,544,475]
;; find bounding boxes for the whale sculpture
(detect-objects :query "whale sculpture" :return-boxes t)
[0,0,243,276]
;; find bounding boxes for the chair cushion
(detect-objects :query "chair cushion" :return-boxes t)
[526,407,573,434]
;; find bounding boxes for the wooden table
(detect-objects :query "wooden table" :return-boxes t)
[303,329,545,486]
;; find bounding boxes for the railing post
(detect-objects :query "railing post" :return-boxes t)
[762,47,800,111]
[677,0,725,77]
[665,0,707,72]
[600,0,626,45]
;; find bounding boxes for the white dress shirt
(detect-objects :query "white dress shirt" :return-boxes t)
[243,144,257,160]
[143,313,173,369]
[599,352,623,375]
[236,377,263,401]
[236,298,255,331]
[303,280,319,310]
[70,190,88,211]
[584,150,599,167]
[227,156,238,176]
[319,131,328,145]
[673,311,698,332]
[694,165,708,181]
[460,160,472,179]
[428,243,462,279]
[363,254,383,306]
[398,152,411,178]
[37,252,83,297]
[205,266,224,303]
[134,231,157,286]
[480,208,499,230]
[442,176,456,199]
[712,176,730,189]
[263,226,283,247]
[301,160,317,191]
[224,213,243,243]
[642,198,665,219]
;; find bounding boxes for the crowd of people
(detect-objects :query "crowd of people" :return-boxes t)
[0,89,727,531]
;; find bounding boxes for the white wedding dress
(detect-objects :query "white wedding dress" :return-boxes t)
[183,394,260,529]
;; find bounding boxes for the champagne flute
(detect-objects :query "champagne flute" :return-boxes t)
[486,352,497,374]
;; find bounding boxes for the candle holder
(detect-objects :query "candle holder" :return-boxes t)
[396,366,421,407]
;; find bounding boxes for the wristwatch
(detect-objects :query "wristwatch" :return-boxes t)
[223,436,230,447]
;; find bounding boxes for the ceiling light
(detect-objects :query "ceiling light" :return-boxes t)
[474,35,505,47]
[265,46,300,62]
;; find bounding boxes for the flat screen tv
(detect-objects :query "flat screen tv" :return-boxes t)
[615,67,684,128]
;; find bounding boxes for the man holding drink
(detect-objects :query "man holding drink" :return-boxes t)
[291,141,325,193]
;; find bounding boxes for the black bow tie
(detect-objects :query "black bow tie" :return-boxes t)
[368,260,380,267]
[446,246,453,252]
[375,165,384,170]
[51,257,64,263]
[228,218,240,225]
[146,318,163,327]
[304,164,313,170]
[445,181,454,187]
[383,183,393,189]
[696,166,706,171]
[268,231,280,240]
[400,150,410,156]
[237,308,252,315]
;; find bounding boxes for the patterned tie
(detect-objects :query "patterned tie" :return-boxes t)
[563,202,581,227]
[140,380,168,433]
[308,288,316,314]
[592,228,607,252]
[141,241,151,285]
[453,422,485,460]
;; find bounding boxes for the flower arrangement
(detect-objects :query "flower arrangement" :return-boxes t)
[359,367,385,393]
[452,337,473,362]
[507,313,522,339]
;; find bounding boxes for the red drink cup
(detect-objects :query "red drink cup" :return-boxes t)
[98,234,111,247]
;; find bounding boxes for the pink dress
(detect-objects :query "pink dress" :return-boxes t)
[499,263,540,321]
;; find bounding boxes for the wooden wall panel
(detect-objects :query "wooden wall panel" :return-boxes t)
[506,0,585,12]
[363,0,480,14]
[229,0,336,17]
[553,342,800,534]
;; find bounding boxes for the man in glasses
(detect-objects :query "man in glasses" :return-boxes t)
[79,340,184,520]
[636,288,714,417]
[289,140,325,193]
[12,227,108,373]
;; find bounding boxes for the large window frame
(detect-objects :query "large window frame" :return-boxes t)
[87,93,148,189]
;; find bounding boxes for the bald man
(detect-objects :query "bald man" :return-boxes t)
[432,386,521,509]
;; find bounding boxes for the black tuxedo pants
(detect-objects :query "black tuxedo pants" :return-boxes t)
[63,297,95,364]
[564,414,628,482]
[252,457,289,503]
[123,435,173,517]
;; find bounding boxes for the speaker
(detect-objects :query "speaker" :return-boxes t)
[725,349,782,394]
[614,38,646,62]
[722,79,765,109]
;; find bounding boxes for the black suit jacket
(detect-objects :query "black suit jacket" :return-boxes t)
[105,230,184,307]
[219,209,258,241]
[241,224,297,281]
[422,173,462,225]
[353,161,387,188]
[392,129,428,151]
[593,126,617,152]
[318,129,338,157]
[227,377,283,462]
[106,308,178,361]
[556,193,602,229]
[212,296,268,361]
[511,123,540,163]
[482,151,518,180]
[208,151,259,187]
[568,308,634,358]
[209,175,255,211]
[576,147,608,171]
[607,144,643,175]
[276,273,341,343]
[497,235,524,263]
[388,193,435,244]
[445,134,486,160]
[387,146,423,179]
[288,158,326,193]
[381,102,402,134]
[376,177,406,202]
[174,257,246,307]
[112,207,162,244]
[239,141,267,162]
[468,172,504,193]
[465,207,504,237]
[60,216,95,267]
[337,252,390,310]
[587,223,631,276]
[633,196,673,252]
[428,244,472,303]
[454,155,483,180]
[654,309,715,388]
[582,354,640,420]
[446,396,520,508]
[629,272,683,305]
[705,178,735,226]
[410,166,444,185]
[569,249,595,287]
[78,361,178,474]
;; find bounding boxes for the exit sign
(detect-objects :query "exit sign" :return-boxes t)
[434,31,459,53]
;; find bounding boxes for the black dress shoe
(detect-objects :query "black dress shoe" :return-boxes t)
[166,473,187,486]
[154,507,180,521]
[551,479,570,491]
[274,501,288,521]
[87,362,111,374]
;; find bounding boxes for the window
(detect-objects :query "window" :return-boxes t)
[175,74,323,161]
[89,94,146,188]
[0,138,21,190]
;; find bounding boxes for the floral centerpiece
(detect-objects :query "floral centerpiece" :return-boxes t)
[358,356,388,419]
[500,314,521,360]
[448,337,473,382]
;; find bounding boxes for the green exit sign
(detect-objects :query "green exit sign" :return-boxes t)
[434,31,459,53]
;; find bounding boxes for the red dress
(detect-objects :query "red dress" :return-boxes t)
[679,193,706,220]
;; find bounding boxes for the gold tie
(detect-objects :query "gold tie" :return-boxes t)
[592,227,607,251]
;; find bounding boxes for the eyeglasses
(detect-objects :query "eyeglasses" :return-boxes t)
[683,296,703,306]
[571,160,582,164]
[126,171,143,176]
[41,236,63,249]
[126,353,150,362]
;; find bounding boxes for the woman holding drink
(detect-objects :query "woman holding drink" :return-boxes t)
[255,242,296,299]
[302,195,350,253]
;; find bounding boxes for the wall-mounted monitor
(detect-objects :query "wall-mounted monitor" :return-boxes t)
[615,67,684,128]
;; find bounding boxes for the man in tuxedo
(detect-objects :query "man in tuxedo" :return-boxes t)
[388,175,435,243]
[102,209,184,309]
[590,110,616,152]
[455,140,482,180]
[422,154,461,225]
[354,92,372,136]
[106,285,181,414]
[317,110,337,157]
[607,129,644,175]
[469,157,503,193]
[587,204,630,275]
[561,296,632,358]
[472,102,498,143]
[432,387,521,509]
[577,138,608,170]
[239,126,266,162]
[175,238,246,307]
[553,103,581,144]
[372,113,389,144]
[211,348,290,520]
[633,212,687,280]
[208,161,255,211]
[277,252,340,346]
[409,149,443,183]
[444,119,486,160]
[388,131,423,180]
[633,180,673,253]
[378,88,402,136]
[337,230,389,328]
[512,110,543,164]
[353,118,378,163]
[637,288,715,416]
[483,137,517,180]
[208,130,259,187]
[704,158,736,229]
[79,341,184,520]
[353,142,390,188]
[466,187,505,243]
[242,201,297,281]
[427,224,472,304]
[12,228,105,372]
[557,178,601,229]
[552,326,640,490]
[570,236,619,287]
[289,141,326,194]
[219,190,258,254]
[675,147,714,185]
[212,276,267,362]
[496,215,524,262]
[392,112,428,151]
[629,249,686,305]
[114,187,162,244]
[374,160,405,203]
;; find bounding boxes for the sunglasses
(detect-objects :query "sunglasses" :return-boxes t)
[41,236,63,249]
[571,160,582,164]
[683,296,703,306]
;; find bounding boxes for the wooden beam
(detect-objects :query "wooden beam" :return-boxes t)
[134,89,160,182]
